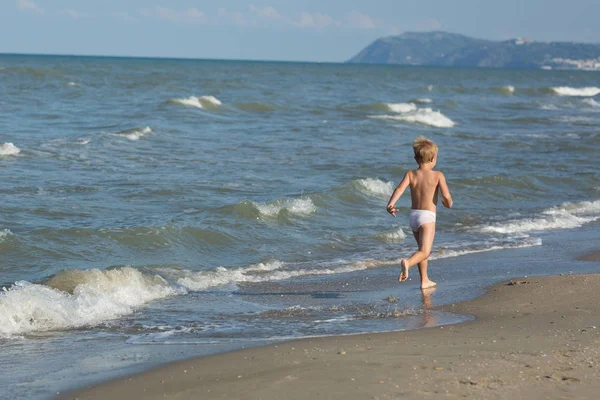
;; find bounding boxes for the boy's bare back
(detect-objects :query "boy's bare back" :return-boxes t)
[407,168,452,212]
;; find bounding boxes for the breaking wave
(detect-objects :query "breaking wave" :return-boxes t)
[551,87,600,97]
[370,108,455,128]
[109,126,152,141]
[0,143,21,156]
[353,178,395,198]
[169,95,222,109]
[473,200,600,235]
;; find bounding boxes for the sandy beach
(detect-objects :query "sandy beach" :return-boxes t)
[62,269,600,400]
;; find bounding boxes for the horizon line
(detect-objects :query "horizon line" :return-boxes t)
[0,51,348,65]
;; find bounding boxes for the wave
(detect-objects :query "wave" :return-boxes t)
[353,178,395,198]
[370,108,455,128]
[583,98,600,108]
[384,102,417,113]
[494,85,515,95]
[411,98,433,104]
[234,197,317,219]
[551,87,600,97]
[474,200,600,235]
[0,259,367,337]
[0,142,21,156]
[0,229,12,243]
[109,126,152,141]
[235,102,277,112]
[168,95,222,109]
[0,267,185,337]
[375,228,407,243]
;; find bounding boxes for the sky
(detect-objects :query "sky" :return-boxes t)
[1,0,599,62]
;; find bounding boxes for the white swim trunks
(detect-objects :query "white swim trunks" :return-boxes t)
[408,209,436,232]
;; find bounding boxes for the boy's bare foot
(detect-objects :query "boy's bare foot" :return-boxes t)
[398,259,409,282]
[420,280,437,289]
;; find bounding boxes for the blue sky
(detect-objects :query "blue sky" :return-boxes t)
[1,0,599,61]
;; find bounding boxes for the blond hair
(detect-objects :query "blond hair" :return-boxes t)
[413,136,438,164]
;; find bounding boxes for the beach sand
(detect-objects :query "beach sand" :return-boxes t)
[62,272,600,400]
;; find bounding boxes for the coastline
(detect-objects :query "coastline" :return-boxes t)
[62,270,600,400]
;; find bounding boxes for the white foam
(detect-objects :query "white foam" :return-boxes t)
[552,87,600,97]
[384,102,417,113]
[475,200,600,235]
[413,98,433,104]
[540,104,558,110]
[111,126,152,141]
[375,228,407,243]
[171,95,222,109]
[583,98,600,108]
[431,238,542,259]
[371,108,455,128]
[0,142,20,156]
[67,82,79,87]
[0,267,184,337]
[174,261,366,292]
[0,229,12,242]
[354,178,395,198]
[253,197,317,217]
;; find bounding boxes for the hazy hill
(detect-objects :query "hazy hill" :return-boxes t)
[347,31,600,70]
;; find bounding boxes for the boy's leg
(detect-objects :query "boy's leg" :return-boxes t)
[411,230,436,289]
[399,223,436,283]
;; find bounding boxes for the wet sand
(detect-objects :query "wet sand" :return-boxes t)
[62,271,600,400]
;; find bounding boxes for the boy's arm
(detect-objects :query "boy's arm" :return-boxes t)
[386,172,410,217]
[438,172,453,208]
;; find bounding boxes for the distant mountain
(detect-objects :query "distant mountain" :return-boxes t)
[347,31,600,70]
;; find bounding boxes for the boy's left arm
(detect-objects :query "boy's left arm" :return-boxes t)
[386,172,410,217]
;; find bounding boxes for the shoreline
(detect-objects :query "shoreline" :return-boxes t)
[62,271,600,400]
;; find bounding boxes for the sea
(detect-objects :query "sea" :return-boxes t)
[0,54,599,399]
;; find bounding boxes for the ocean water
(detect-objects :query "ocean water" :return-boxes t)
[1,55,599,398]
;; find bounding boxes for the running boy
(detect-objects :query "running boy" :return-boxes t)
[386,136,453,289]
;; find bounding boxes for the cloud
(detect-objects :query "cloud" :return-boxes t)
[139,7,208,24]
[57,9,88,19]
[249,5,285,21]
[111,12,139,24]
[295,12,338,29]
[136,5,394,33]
[16,0,44,15]
[344,11,379,29]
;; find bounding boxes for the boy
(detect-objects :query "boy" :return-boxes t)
[386,136,453,289]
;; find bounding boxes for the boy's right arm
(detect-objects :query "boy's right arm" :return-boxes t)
[386,172,410,217]
[438,172,453,208]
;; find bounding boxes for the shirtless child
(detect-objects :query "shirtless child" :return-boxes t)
[386,136,453,289]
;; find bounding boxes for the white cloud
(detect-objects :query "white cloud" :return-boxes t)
[57,9,88,19]
[216,8,246,26]
[139,7,208,24]
[111,12,139,24]
[135,6,394,33]
[295,12,337,29]
[16,0,44,15]
[249,5,285,21]
[344,11,377,29]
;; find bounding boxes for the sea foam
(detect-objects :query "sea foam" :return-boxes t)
[0,142,20,156]
[375,228,407,243]
[371,108,455,128]
[475,200,600,235]
[552,87,600,97]
[0,267,185,337]
[354,178,395,198]
[111,126,152,141]
[170,95,222,109]
[253,197,317,217]
[583,98,600,108]
[384,102,417,113]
